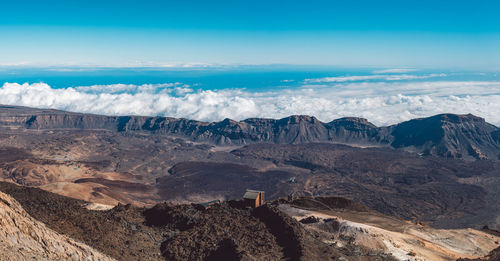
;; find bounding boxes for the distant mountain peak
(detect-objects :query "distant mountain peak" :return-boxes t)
[0,105,498,160]
[278,115,320,124]
[390,113,499,159]
[329,117,377,128]
[428,113,486,124]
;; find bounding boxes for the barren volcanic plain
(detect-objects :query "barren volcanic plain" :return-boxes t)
[0,105,500,260]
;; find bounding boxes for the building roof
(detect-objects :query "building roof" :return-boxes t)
[243,189,263,200]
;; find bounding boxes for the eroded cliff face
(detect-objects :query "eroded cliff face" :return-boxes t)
[0,105,498,160]
[0,190,114,261]
[389,114,500,159]
[492,129,500,144]
[326,117,387,144]
[0,105,119,131]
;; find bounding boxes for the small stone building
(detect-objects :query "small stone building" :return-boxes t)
[243,189,265,208]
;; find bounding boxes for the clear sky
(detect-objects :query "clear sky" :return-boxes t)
[1,0,499,68]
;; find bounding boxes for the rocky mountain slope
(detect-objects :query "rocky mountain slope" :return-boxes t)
[0,105,498,160]
[0,181,395,260]
[389,114,499,160]
[0,189,114,260]
[1,181,498,261]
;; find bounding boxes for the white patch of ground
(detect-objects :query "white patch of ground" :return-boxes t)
[84,202,115,211]
[279,204,500,261]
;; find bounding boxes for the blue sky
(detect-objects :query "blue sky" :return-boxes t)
[0,0,499,68]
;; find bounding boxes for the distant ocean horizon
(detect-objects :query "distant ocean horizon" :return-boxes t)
[0,66,499,126]
[1,66,499,90]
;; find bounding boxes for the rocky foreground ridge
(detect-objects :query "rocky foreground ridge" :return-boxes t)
[0,181,393,260]
[0,105,498,160]
[0,190,114,260]
[1,181,499,260]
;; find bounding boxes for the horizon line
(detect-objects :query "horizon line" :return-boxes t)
[1,63,499,72]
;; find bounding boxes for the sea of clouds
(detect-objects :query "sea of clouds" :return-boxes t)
[1,74,499,126]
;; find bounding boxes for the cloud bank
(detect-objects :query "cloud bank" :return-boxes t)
[372,68,417,74]
[304,73,446,83]
[1,79,499,126]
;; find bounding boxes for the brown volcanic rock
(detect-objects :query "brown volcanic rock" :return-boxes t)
[2,180,495,261]
[289,196,372,213]
[1,105,498,160]
[158,161,294,202]
[2,181,395,260]
[232,143,493,227]
[0,181,167,260]
[251,204,335,260]
[156,203,287,261]
[0,147,32,163]
[0,189,114,261]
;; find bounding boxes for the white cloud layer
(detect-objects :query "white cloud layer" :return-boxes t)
[372,68,417,74]
[304,73,445,83]
[1,80,499,126]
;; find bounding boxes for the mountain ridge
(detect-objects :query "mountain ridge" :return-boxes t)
[0,105,498,160]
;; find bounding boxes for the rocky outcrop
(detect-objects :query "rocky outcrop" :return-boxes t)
[0,105,498,160]
[326,117,387,144]
[0,190,114,261]
[251,204,308,260]
[389,114,499,160]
